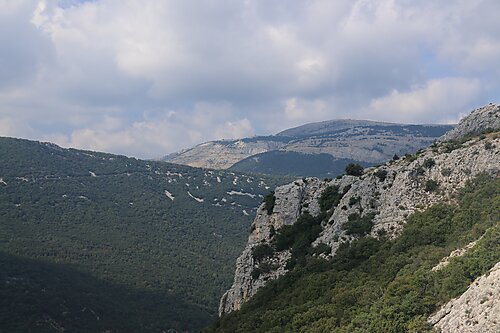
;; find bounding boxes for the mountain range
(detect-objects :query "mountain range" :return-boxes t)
[163,120,453,177]
[0,104,498,333]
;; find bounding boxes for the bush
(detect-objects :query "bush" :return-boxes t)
[484,142,494,150]
[252,244,274,261]
[263,192,276,215]
[423,158,436,169]
[345,163,364,176]
[392,154,400,161]
[374,169,388,182]
[441,168,452,177]
[349,196,361,206]
[343,212,376,236]
[319,186,342,212]
[424,179,439,192]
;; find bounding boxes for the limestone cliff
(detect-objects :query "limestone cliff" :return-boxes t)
[440,103,500,142]
[219,105,499,317]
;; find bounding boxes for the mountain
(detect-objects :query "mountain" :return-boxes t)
[209,104,500,332]
[0,137,290,332]
[162,120,453,178]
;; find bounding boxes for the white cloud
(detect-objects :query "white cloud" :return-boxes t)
[0,0,499,157]
[366,78,481,123]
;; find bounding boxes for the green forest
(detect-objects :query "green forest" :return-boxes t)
[0,137,290,332]
[208,174,500,332]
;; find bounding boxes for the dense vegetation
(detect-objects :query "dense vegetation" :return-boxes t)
[0,137,289,331]
[207,174,499,332]
[230,151,371,178]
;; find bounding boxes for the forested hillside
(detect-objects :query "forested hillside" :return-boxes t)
[0,137,289,332]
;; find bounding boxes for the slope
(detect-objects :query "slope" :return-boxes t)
[0,137,289,332]
[163,120,453,177]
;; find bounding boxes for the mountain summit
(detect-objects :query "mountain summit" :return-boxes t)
[163,120,453,177]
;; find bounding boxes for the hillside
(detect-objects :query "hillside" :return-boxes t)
[163,120,453,177]
[229,151,371,178]
[0,137,289,332]
[210,105,500,332]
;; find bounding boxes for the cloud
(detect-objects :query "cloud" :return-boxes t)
[365,78,482,123]
[0,0,499,157]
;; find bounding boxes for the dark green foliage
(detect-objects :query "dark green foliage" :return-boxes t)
[0,137,289,331]
[319,185,343,212]
[441,168,452,177]
[484,141,494,150]
[345,163,364,176]
[311,243,331,256]
[424,179,440,192]
[348,196,361,206]
[230,151,371,178]
[0,252,211,332]
[423,158,436,169]
[252,244,274,261]
[274,212,325,268]
[263,192,276,214]
[374,169,388,181]
[208,174,499,333]
[443,141,462,153]
[405,154,417,162]
[343,212,376,236]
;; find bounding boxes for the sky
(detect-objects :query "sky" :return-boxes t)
[1,0,499,158]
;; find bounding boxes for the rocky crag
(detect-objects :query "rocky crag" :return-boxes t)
[219,104,500,319]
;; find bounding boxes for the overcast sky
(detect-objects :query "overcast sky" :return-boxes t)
[1,0,499,158]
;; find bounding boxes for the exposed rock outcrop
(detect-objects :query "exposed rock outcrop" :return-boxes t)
[164,121,452,171]
[440,103,500,142]
[428,262,500,333]
[219,178,328,314]
[219,105,500,316]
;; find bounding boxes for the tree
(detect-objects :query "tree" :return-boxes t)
[345,163,364,176]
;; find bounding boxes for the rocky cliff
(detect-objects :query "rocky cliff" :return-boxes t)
[440,103,500,142]
[219,105,499,318]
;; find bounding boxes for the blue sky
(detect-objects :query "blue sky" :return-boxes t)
[1,0,499,158]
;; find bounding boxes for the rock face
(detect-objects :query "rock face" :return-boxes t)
[440,103,500,142]
[428,262,500,333]
[163,139,286,169]
[219,105,500,317]
[219,178,328,314]
[163,121,452,172]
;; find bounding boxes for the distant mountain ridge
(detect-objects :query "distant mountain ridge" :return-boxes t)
[162,119,454,177]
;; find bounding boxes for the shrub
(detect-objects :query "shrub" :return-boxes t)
[444,141,462,153]
[345,163,364,176]
[349,196,361,206]
[424,179,439,192]
[343,212,376,236]
[484,142,493,150]
[252,244,274,261]
[319,185,342,212]
[392,154,400,161]
[405,154,417,163]
[263,192,276,215]
[423,158,436,169]
[441,168,452,177]
[311,243,331,256]
[374,169,388,182]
